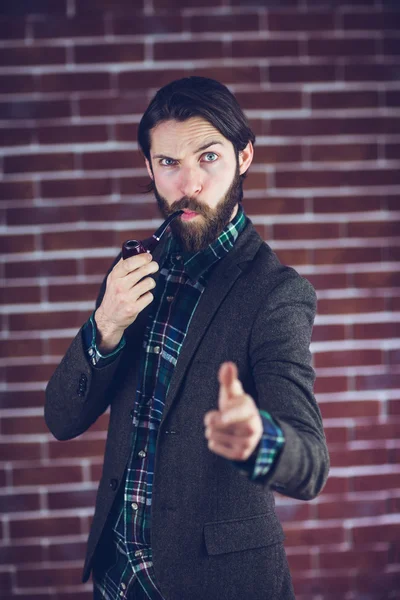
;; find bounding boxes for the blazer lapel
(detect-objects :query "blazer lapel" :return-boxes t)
[162,221,263,418]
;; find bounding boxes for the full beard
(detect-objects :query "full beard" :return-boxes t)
[153,164,244,253]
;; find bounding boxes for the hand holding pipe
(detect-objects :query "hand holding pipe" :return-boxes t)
[122,210,184,259]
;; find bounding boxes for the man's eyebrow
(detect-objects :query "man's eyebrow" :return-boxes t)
[152,140,224,161]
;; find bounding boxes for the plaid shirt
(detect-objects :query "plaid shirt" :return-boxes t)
[83,205,285,600]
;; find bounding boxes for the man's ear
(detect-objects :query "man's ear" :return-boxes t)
[238,141,254,176]
[145,158,154,181]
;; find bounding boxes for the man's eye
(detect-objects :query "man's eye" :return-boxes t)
[203,152,218,162]
[160,158,176,166]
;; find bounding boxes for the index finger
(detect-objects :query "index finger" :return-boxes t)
[114,252,153,276]
[218,362,243,397]
[218,362,237,388]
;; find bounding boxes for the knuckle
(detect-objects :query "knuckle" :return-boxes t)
[128,254,148,271]
[124,257,134,271]
[242,439,252,452]
[237,449,248,461]
[245,423,255,436]
[139,253,150,264]
[251,414,262,433]
[140,266,149,277]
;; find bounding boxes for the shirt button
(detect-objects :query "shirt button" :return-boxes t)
[121,583,126,590]
[176,255,182,261]
[166,296,174,302]
[138,450,146,458]
[135,550,143,558]
[119,592,124,597]
[131,502,139,511]
[153,346,161,354]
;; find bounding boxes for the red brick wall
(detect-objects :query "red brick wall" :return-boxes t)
[1,0,400,598]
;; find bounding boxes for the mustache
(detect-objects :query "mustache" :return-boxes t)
[170,197,211,217]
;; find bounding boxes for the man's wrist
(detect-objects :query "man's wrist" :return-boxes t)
[82,311,126,368]
[231,411,285,481]
[94,309,124,353]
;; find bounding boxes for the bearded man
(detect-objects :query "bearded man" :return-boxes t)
[45,76,330,600]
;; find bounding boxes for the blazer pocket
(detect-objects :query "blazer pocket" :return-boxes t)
[204,513,284,556]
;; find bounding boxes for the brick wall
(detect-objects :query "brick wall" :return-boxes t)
[1,0,399,598]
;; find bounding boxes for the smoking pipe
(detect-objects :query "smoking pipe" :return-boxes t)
[122,210,184,260]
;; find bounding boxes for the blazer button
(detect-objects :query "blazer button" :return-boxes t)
[77,377,87,396]
[109,478,118,491]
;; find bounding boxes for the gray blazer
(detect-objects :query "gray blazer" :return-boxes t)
[45,220,330,600]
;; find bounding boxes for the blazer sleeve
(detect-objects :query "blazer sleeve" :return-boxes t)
[249,269,330,500]
[44,254,123,441]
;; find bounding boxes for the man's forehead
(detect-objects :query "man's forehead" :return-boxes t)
[150,117,228,155]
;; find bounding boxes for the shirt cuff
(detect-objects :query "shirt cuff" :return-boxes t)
[232,410,285,481]
[82,311,126,368]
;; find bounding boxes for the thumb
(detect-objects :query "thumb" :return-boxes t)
[218,362,242,412]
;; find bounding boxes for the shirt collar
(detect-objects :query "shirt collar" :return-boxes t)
[162,203,247,281]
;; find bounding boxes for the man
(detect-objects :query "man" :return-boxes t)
[45,76,330,600]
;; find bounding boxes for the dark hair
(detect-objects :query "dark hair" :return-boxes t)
[137,76,256,187]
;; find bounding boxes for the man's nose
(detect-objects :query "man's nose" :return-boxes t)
[178,166,202,198]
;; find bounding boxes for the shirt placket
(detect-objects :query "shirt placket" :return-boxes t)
[125,272,181,594]
[100,208,247,600]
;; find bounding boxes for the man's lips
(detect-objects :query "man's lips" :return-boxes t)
[180,210,200,221]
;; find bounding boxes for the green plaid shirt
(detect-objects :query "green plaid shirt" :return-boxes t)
[84,205,285,600]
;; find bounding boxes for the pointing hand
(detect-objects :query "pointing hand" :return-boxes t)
[204,362,263,461]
